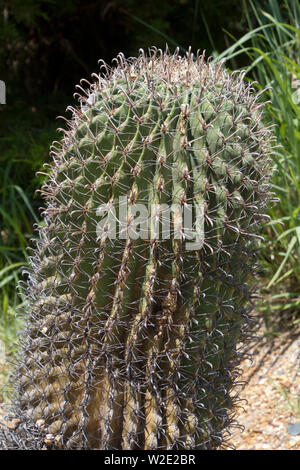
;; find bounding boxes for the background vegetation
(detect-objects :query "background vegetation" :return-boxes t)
[0,0,299,397]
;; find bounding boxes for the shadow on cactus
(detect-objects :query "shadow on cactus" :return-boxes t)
[0,47,276,450]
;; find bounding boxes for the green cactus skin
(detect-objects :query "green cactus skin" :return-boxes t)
[0,48,274,450]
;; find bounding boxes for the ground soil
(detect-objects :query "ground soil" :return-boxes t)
[228,326,300,450]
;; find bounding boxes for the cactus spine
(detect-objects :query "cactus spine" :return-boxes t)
[0,48,274,450]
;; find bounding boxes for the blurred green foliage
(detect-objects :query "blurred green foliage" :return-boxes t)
[215,0,300,333]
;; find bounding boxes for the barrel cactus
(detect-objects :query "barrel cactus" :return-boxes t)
[0,47,274,450]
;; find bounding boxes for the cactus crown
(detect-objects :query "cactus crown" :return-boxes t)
[0,47,274,450]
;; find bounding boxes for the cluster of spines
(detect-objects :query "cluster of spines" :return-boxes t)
[0,47,275,450]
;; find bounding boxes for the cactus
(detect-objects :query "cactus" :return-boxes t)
[0,48,274,450]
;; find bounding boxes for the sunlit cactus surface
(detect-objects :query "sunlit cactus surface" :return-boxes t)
[0,47,275,450]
